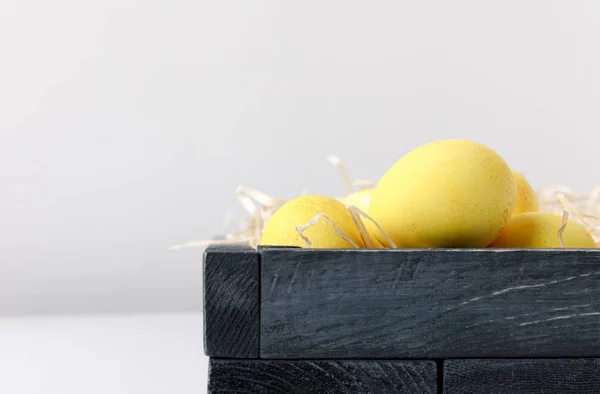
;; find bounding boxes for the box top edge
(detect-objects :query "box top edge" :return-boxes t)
[259,247,600,253]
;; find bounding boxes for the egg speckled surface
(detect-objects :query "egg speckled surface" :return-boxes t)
[369,139,516,248]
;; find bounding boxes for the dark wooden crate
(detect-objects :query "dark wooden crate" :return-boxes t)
[209,359,437,393]
[443,359,600,394]
[203,244,259,358]
[204,244,600,393]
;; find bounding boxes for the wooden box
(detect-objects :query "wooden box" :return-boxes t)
[204,244,600,393]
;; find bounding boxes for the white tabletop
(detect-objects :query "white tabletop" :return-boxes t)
[0,313,208,394]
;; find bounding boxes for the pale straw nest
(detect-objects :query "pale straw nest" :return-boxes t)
[170,157,600,251]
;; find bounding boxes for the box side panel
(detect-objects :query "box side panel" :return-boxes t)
[204,244,259,357]
[209,358,437,394]
[444,359,600,394]
[261,249,600,358]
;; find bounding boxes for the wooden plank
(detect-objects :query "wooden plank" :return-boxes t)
[208,358,437,393]
[260,248,600,358]
[203,243,259,357]
[444,359,600,394]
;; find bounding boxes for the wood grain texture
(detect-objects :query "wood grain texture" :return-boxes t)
[260,248,600,358]
[203,244,259,357]
[444,359,600,394]
[208,358,437,394]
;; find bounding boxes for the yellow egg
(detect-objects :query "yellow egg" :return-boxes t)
[341,189,374,212]
[260,194,365,248]
[341,189,389,248]
[512,170,539,216]
[369,139,516,248]
[489,212,596,248]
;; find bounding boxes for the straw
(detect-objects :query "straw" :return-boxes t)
[557,209,569,248]
[540,187,600,246]
[346,205,374,248]
[170,156,600,250]
[295,213,360,248]
[327,155,354,194]
[346,204,398,248]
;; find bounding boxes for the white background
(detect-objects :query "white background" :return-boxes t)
[0,313,207,394]
[2,0,600,316]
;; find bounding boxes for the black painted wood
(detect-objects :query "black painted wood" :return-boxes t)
[203,243,259,357]
[444,359,600,394]
[208,358,437,393]
[256,245,300,250]
[260,248,600,358]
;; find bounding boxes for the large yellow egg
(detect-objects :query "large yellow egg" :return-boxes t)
[489,212,596,248]
[512,170,539,216]
[341,189,388,248]
[260,194,365,248]
[369,139,516,248]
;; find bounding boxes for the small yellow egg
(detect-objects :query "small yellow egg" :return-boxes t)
[489,212,596,248]
[512,170,539,216]
[341,189,388,248]
[341,189,373,212]
[369,139,516,248]
[260,194,365,248]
